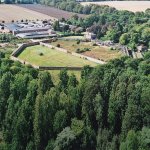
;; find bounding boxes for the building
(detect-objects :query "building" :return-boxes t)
[16,30,57,39]
[84,32,96,41]
[13,27,51,35]
[5,21,52,35]
[4,21,57,38]
[137,45,148,52]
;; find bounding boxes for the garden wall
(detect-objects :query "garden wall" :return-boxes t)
[39,66,82,71]
[40,42,68,53]
[40,42,106,64]
[11,56,39,69]
[11,41,106,71]
[71,52,106,64]
[12,42,39,57]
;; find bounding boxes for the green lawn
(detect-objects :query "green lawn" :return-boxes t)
[18,45,97,67]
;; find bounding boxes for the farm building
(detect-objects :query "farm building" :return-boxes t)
[16,29,57,39]
[137,45,148,52]
[6,21,52,35]
[84,32,96,41]
[4,20,58,38]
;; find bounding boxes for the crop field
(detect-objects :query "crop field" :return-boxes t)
[16,4,86,20]
[50,39,122,61]
[81,1,150,12]
[0,4,54,23]
[18,45,97,67]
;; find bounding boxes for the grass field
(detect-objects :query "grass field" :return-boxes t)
[81,1,150,12]
[51,39,122,61]
[18,45,97,67]
[0,4,55,23]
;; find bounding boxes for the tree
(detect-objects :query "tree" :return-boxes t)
[138,127,150,150]
[38,71,54,95]
[81,65,93,80]
[96,129,111,150]
[59,69,69,90]
[34,88,59,150]
[53,21,60,31]
[0,72,12,125]
[68,74,78,87]
[120,130,138,150]
[54,127,76,150]
[119,33,129,45]
[53,110,68,134]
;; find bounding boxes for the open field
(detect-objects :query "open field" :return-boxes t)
[50,39,122,61]
[16,4,86,20]
[18,45,97,67]
[0,4,55,23]
[81,1,150,12]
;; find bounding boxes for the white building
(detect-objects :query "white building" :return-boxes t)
[84,32,96,41]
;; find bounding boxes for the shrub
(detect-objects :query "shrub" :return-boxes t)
[76,40,80,44]
[110,47,114,50]
[39,52,44,56]
[56,44,60,47]
[83,48,90,51]
[93,43,97,46]
[76,48,81,53]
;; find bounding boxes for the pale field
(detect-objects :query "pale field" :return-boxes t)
[81,1,150,12]
[0,4,55,23]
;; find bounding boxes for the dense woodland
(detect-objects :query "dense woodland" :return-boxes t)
[0,49,150,149]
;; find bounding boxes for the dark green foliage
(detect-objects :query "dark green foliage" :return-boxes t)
[54,127,76,150]
[0,50,149,150]
[38,71,54,95]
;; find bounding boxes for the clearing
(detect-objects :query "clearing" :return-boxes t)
[18,45,97,67]
[50,39,122,61]
[81,1,150,12]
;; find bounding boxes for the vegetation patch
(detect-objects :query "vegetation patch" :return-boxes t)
[50,39,122,61]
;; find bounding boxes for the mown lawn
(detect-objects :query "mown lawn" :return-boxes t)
[50,39,122,61]
[18,45,97,67]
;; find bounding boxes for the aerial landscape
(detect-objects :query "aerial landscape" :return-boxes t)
[0,0,150,150]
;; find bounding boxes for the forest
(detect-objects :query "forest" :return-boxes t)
[0,49,150,150]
